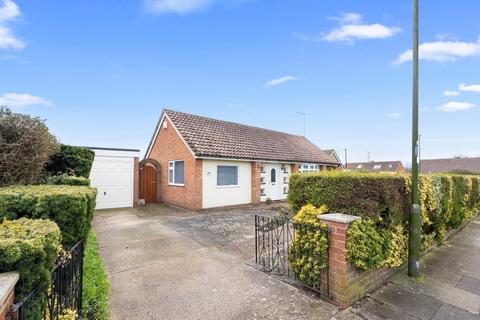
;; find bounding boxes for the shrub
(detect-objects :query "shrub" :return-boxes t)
[0,218,61,299]
[345,219,385,271]
[288,205,329,288]
[47,174,90,186]
[0,107,57,186]
[379,225,408,268]
[288,172,409,227]
[46,145,95,179]
[0,185,97,247]
[83,230,109,320]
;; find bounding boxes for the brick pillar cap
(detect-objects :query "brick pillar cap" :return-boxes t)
[0,272,19,306]
[318,213,360,224]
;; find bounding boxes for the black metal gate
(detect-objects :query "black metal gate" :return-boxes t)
[10,240,84,320]
[254,215,330,298]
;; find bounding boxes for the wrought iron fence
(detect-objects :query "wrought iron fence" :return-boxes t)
[10,240,84,320]
[254,215,330,298]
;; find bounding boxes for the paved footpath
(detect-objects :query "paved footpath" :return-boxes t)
[347,216,480,320]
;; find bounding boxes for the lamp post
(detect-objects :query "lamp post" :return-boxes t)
[408,0,421,278]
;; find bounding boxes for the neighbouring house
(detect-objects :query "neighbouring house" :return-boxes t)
[346,161,405,174]
[420,157,480,174]
[142,109,342,210]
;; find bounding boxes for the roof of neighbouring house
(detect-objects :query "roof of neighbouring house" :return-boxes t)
[346,161,403,172]
[420,157,480,174]
[145,109,341,165]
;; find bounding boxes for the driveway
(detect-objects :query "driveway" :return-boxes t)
[93,204,341,320]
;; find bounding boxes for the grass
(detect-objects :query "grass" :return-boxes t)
[82,229,109,320]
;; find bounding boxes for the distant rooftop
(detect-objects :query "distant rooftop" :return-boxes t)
[420,157,480,174]
[346,161,404,173]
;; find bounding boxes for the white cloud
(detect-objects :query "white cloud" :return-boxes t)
[0,93,53,108]
[320,13,400,44]
[437,101,476,112]
[459,83,480,93]
[387,112,400,118]
[264,76,299,88]
[443,90,460,97]
[144,0,214,14]
[395,37,480,64]
[0,0,24,50]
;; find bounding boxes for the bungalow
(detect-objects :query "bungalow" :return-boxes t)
[142,109,341,210]
[420,157,480,174]
[346,161,405,174]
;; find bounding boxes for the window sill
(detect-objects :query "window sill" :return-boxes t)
[216,185,240,189]
[168,183,184,187]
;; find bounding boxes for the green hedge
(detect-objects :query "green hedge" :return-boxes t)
[83,229,109,320]
[47,174,90,186]
[0,185,97,247]
[0,218,61,300]
[289,172,480,271]
[288,172,409,227]
[46,145,95,179]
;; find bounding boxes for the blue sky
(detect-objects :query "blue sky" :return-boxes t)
[1,0,479,164]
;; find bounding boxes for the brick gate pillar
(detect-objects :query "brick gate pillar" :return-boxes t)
[1,272,19,320]
[318,213,360,308]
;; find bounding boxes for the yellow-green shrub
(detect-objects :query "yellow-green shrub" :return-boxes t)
[380,225,408,268]
[288,205,329,288]
[0,185,96,247]
[345,219,385,271]
[0,218,61,299]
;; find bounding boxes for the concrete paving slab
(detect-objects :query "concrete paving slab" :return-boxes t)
[456,276,480,296]
[354,299,417,320]
[372,284,441,319]
[432,303,480,320]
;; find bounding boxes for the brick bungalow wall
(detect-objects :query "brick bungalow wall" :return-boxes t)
[251,162,261,204]
[148,117,202,211]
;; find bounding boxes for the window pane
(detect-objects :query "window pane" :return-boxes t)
[217,166,238,186]
[174,161,184,184]
[271,168,276,183]
[169,169,174,183]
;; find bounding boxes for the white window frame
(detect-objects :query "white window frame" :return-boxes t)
[299,163,321,173]
[216,165,239,188]
[168,160,185,186]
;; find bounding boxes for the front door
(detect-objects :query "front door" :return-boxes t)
[265,163,283,200]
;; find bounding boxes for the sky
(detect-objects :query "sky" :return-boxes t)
[1,0,479,165]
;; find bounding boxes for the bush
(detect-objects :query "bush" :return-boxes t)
[345,219,385,271]
[0,218,61,300]
[47,174,90,186]
[288,172,409,227]
[0,107,57,186]
[83,230,109,320]
[0,185,97,247]
[46,145,95,179]
[288,205,329,288]
[379,225,408,268]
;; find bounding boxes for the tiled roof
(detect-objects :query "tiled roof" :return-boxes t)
[148,109,340,165]
[346,161,403,172]
[420,157,480,174]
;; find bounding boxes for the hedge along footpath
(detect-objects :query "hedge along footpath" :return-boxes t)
[288,172,480,271]
[0,185,97,247]
[0,218,61,318]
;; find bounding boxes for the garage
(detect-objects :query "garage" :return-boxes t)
[88,147,140,210]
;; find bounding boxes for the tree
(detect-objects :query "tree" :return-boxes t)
[0,107,57,186]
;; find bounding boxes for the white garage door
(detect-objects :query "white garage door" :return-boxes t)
[88,148,139,210]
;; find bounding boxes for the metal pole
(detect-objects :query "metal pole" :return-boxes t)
[408,0,421,278]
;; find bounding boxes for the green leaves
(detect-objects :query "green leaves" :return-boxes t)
[45,144,95,179]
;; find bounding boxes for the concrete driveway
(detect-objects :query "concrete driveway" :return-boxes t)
[93,204,341,320]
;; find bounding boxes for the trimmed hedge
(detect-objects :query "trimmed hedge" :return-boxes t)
[288,172,409,227]
[47,174,90,186]
[289,172,480,271]
[0,185,97,247]
[0,218,61,300]
[46,145,95,179]
[83,230,109,320]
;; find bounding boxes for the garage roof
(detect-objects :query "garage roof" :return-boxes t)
[146,109,340,165]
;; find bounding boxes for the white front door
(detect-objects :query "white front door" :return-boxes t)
[264,163,283,200]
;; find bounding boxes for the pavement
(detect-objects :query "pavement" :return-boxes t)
[348,215,480,320]
[93,204,340,320]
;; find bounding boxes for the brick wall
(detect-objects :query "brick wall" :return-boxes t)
[251,162,261,204]
[148,117,202,211]
[291,164,298,173]
[319,214,400,307]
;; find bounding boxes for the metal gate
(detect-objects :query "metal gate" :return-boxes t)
[254,215,330,298]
